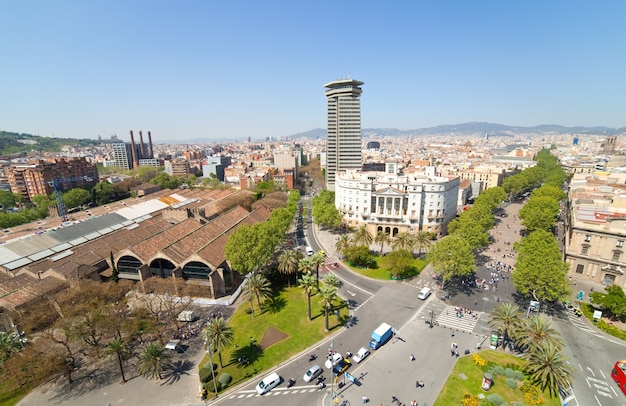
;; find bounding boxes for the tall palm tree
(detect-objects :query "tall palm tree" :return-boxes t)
[138,342,170,381]
[298,274,317,321]
[105,336,129,383]
[525,341,573,397]
[488,302,524,350]
[202,317,235,368]
[516,315,562,353]
[335,234,351,259]
[277,249,301,287]
[298,256,313,276]
[392,232,415,252]
[413,231,432,256]
[0,332,22,364]
[352,225,373,247]
[318,284,338,332]
[310,252,325,287]
[244,273,272,317]
[375,231,391,256]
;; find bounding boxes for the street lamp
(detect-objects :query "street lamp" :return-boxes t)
[204,331,219,398]
[477,297,489,348]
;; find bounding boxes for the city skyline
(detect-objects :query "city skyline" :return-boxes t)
[1,1,625,141]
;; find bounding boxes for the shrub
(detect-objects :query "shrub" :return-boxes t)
[472,353,487,366]
[504,367,517,378]
[512,403,525,406]
[521,382,544,405]
[199,366,215,383]
[219,373,232,389]
[486,394,504,405]
[461,393,479,406]
[505,378,518,389]
[512,370,526,381]
[491,365,505,376]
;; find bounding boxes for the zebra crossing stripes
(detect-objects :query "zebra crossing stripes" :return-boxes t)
[436,305,484,333]
[566,309,602,337]
[226,386,320,400]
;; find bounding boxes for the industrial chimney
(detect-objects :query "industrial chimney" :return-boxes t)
[148,131,154,159]
[129,130,139,169]
[139,131,147,159]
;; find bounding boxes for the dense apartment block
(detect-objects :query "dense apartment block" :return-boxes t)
[6,157,98,201]
[335,160,460,237]
[565,172,626,286]
[325,78,364,191]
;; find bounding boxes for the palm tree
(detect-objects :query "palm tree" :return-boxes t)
[319,284,338,332]
[525,341,573,397]
[335,234,351,258]
[298,274,317,321]
[413,231,432,256]
[277,249,301,287]
[516,315,562,353]
[138,342,170,381]
[0,332,22,364]
[244,273,272,317]
[488,302,524,350]
[310,252,325,287]
[202,317,235,368]
[322,273,340,288]
[352,225,373,247]
[392,232,415,252]
[374,231,391,256]
[105,336,129,383]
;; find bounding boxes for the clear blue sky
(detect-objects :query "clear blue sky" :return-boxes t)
[1,1,625,141]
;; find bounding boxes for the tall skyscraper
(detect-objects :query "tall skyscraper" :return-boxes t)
[324,78,364,190]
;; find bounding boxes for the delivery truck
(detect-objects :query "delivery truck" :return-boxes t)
[369,322,393,349]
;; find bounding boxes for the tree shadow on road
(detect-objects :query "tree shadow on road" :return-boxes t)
[160,359,195,386]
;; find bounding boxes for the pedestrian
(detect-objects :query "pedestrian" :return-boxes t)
[410,353,415,361]
[363,394,369,403]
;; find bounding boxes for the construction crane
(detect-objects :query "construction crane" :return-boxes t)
[48,176,95,222]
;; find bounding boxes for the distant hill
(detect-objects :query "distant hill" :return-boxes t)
[289,122,626,139]
[0,131,104,156]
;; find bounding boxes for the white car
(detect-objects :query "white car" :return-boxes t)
[324,352,343,369]
[303,364,323,382]
[256,372,281,395]
[352,347,370,364]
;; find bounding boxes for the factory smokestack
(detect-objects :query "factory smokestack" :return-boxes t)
[139,131,147,159]
[148,131,154,159]
[129,130,139,169]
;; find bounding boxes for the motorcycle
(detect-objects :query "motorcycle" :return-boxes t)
[317,382,326,390]
[287,378,296,388]
[309,353,317,362]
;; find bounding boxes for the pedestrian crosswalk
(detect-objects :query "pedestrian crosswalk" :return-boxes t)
[224,386,322,400]
[566,307,602,337]
[435,305,484,334]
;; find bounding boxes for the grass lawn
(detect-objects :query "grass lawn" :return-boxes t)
[0,383,31,406]
[346,254,427,280]
[200,285,349,394]
[434,350,561,406]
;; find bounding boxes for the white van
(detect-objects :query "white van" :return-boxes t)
[305,246,314,256]
[256,372,281,394]
[418,287,432,300]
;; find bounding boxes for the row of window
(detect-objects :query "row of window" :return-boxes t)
[584,234,623,247]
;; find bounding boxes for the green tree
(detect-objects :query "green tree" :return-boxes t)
[519,196,560,232]
[515,315,562,353]
[488,303,524,350]
[512,229,569,302]
[590,285,626,320]
[321,274,340,288]
[105,336,129,383]
[0,332,22,366]
[474,187,507,211]
[352,225,373,247]
[92,181,113,204]
[335,234,352,259]
[344,245,376,268]
[448,217,491,250]
[298,274,317,321]
[202,317,235,369]
[0,191,17,210]
[298,256,314,276]
[318,284,338,332]
[310,252,325,287]
[426,236,475,287]
[243,273,272,317]
[138,342,170,381]
[374,231,391,255]
[531,185,566,202]
[392,232,415,252]
[413,231,432,256]
[525,341,573,397]
[277,249,302,287]
[386,249,414,279]
[62,188,91,210]
[224,224,261,273]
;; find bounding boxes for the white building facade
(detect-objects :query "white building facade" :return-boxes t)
[334,162,460,237]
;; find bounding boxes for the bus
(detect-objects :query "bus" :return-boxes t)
[611,360,626,395]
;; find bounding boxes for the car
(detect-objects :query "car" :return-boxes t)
[332,359,351,376]
[256,372,281,395]
[303,364,323,383]
[324,352,343,369]
[306,246,314,256]
[352,347,370,364]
